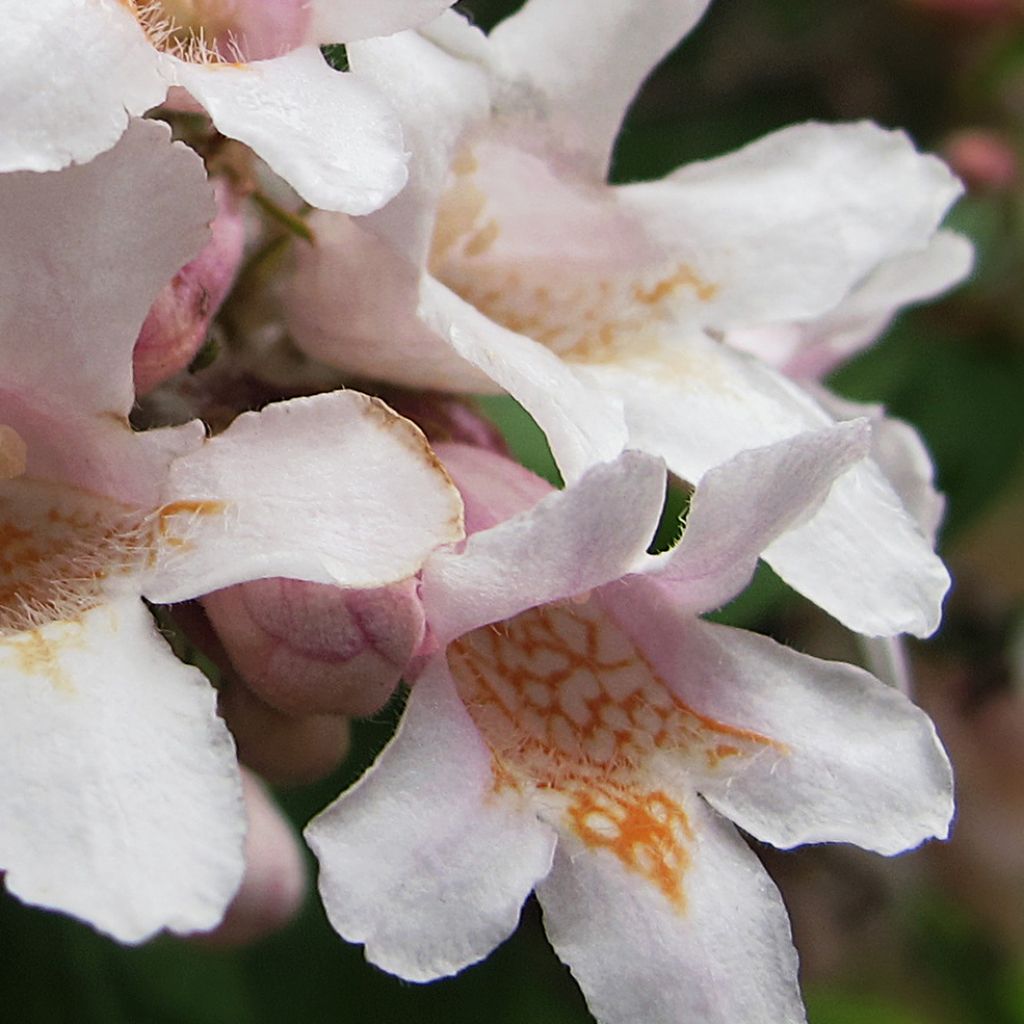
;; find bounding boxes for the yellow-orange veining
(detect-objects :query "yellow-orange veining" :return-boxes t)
[448,599,783,910]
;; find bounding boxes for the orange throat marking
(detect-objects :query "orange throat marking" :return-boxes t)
[448,598,783,910]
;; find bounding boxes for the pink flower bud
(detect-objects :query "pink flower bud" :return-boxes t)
[943,129,1019,193]
[195,768,306,947]
[204,576,425,718]
[218,677,352,786]
[434,441,554,536]
[133,178,245,395]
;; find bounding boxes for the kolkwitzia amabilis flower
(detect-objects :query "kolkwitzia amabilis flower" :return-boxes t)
[1,0,456,212]
[306,424,953,1024]
[284,1,969,637]
[0,118,464,941]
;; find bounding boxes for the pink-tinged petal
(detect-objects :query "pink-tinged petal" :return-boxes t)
[810,388,945,544]
[434,442,554,535]
[619,122,963,331]
[420,278,629,482]
[0,0,165,172]
[487,0,711,180]
[644,421,871,614]
[306,660,557,981]
[732,230,974,381]
[196,768,307,947]
[349,18,491,263]
[134,178,246,396]
[203,577,424,716]
[581,340,949,636]
[423,451,665,646]
[0,598,244,942]
[0,118,213,419]
[536,801,805,1024]
[221,0,313,60]
[313,0,456,42]
[174,46,407,214]
[605,590,953,852]
[142,391,464,603]
[285,214,489,392]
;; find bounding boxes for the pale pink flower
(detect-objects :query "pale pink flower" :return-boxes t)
[1,0,455,212]
[307,424,952,1024]
[284,2,968,638]
[0,119,463,941]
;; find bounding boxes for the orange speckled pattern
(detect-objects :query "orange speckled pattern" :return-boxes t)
[448,598,781,910]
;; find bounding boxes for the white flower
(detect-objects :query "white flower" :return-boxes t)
[0,0,455,212]
[307,423,952,1024]
[284,1,969,637]
[0,118,463,941]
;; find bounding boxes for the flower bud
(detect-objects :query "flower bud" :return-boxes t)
[133,178,245,395]
[218,676,351,786]
[204,577,425,718]
[943,129,1019,193]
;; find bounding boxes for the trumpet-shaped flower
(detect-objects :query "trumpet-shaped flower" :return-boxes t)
[284,2,969,637]
[1,0,455,213]
[306,424,953,1024]
[0,118,463,942]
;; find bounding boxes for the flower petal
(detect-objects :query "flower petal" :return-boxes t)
[730,230,974,380]
[536,799,806,1024]
[619,121,963,331]
[0,598,244,942]
[605,593,953,853]
[487,0,711,180]
[581,340,949,636]
[423,450,665,645]
[644,421,871,614]
[420,277,629,482]
[305,660,557,981]
[174,46,406,214]
[0,0,164,172]
[0,118,213,419]
[143,391,464,603]
[312,0,455,42]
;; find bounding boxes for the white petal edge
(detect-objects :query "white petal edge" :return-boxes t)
[537,800,807,1024]
[313,0,456,42]
[423,450,666,645]
[0,598,244,942]
[175,46,407,215]
[305,659,556,980]
[143,391,464,603]
[0,0,164,172]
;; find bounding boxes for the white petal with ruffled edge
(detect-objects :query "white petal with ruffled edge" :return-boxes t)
[619,122,962,332]
[175,46,406,215]
[0,0,164,172]
[0,118,213,420]
[312,0,455,42]
[306,661,556,980]
[488,0,710,180]
[537,799,806,1024]
[142,391,464,603]
[420,278,628,482]
[424,450,665,645]
[0,598,244,942]
[580,339,949,636]
[644,422,870,614]
[603,591,953,853]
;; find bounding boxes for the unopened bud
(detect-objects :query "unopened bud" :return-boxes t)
[218,677,351,786]
[204,577,424,718]
[133,178,245,395]
[944,129,1019,193]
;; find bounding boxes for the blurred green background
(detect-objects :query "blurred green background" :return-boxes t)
[6,0,1024,1021]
